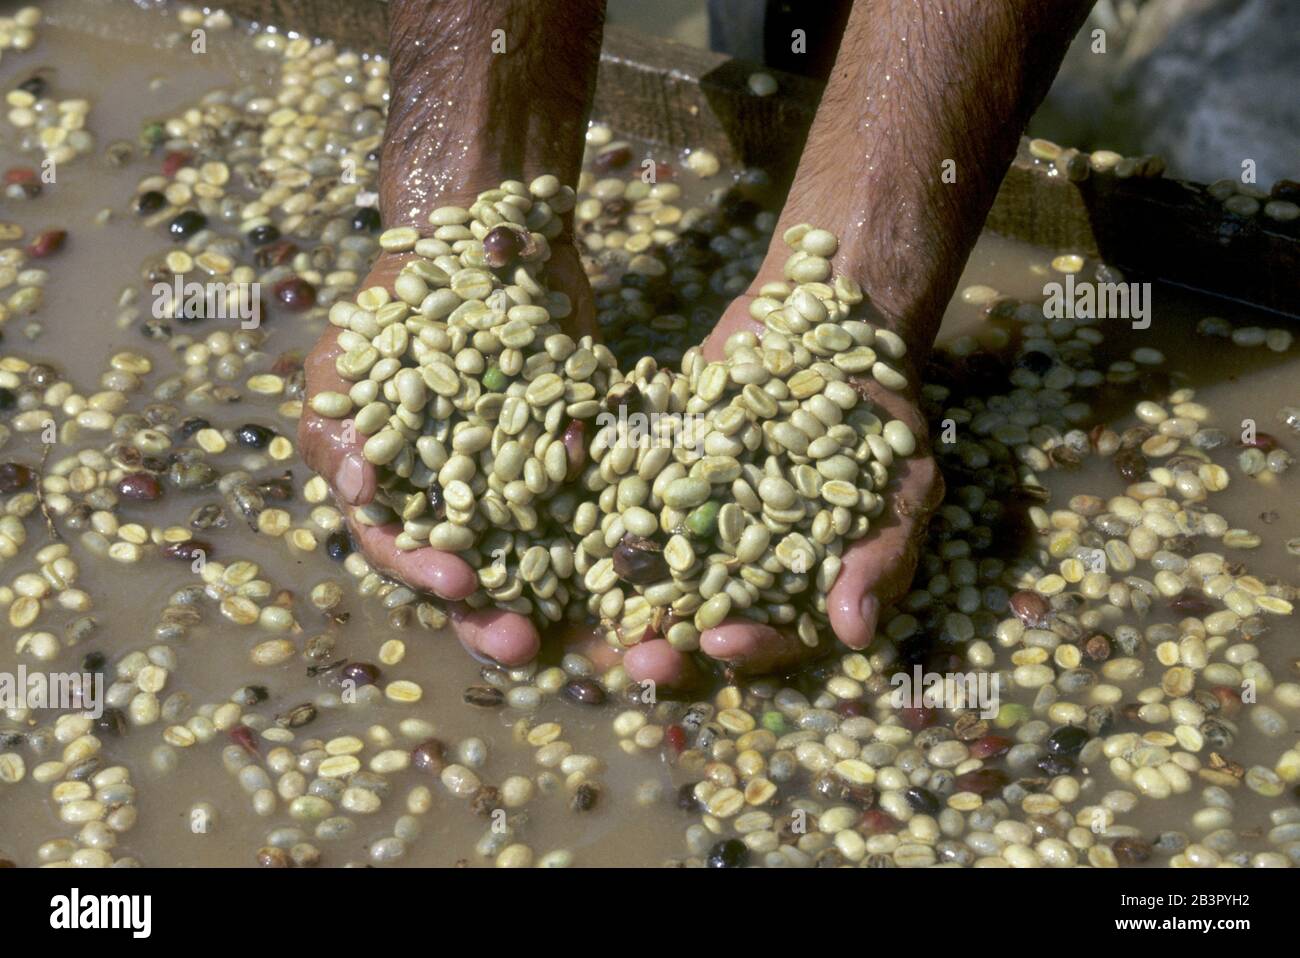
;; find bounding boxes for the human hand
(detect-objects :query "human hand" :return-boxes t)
[621,281,944,689]
[299,240,596,667]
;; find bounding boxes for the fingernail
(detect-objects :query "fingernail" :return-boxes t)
[334,452,366,504]
[854,595,879,648]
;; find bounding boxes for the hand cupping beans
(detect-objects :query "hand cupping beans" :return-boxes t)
[314,191,914,641]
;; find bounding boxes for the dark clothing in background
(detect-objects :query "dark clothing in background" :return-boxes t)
[708,0,852,80]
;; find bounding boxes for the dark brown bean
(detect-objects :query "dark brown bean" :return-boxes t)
[1083,633,1112,661]
[116,472,163,501]
[463,685,504,708]
[562,419,587,481]
[562,678,606,706]
[612,534,669,586]
[0,462,33,493]
[482,226,523,268]
[411,739,447,774]
[952,769,1009,797]
[1008,590,1050,628]
[162,539,211,561]
[1112,837,1153,865]
[256,846,290,867]
[341,662,380,687]
[570,782,600,812]
[1169,590,1215,616]
[26,229,67,258]
[1113,449,1148,482]
[229,724,260,756]
[968,735,1013,759]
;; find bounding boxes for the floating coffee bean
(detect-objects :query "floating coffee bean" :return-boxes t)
[1169,590,1215,616]
[168,209,207,240]
[570,783,600,812]
[229,724,260,756]
[1037,754,1075,776]
[591,144,631,173]
[953,769,1008,797]
[117,472,162,500]
[235,423,275,448]
[1045,725,1089,755]
[562,679,605,706]
[325,530,352,561]
[1083,633,1112,661]
[904,786,941,815]
[0,462,33,493]
[273,277,316,311]
[341,662,380,687]
[95,708,127,738]
[898,707,936,732]
[663,724,686,754]
[706,838,748,868]
[969,734,1013,759]
[257,846,290,868]
[677,782,701,811]
[1113,448,1148,482]
[135,190,166,215]
[411,739,447,774]
[859,809,900,835]
[247,223,280,246]
[463,685,504,708]
[1112,837,1153,865]
[175,416,210,440]
[277,703,317,728]
[162,539,211,562]
[1009,590,1050,627]
[161,151,192,176]
[256,239,298,267]
[27,229,67,258]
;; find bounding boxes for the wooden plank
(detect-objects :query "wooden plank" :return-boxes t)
[215,0,389,50]
[591,25,819,182]
[988,148,1300,317]
[183,0,1300,316]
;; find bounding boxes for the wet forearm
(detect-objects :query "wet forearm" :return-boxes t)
[381,0,606,226]
[768,0,1093,362]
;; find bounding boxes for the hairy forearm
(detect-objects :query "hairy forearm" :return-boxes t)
[382,0,606,226]
[769,0,1093,362]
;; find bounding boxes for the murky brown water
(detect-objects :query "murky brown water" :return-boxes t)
[0,2,1297,869]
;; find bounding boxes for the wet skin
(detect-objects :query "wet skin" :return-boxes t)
[300,0,1091,686]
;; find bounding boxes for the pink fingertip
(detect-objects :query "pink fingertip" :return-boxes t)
[421,556,478,601]
[624,639,689,687]
[458,610,540,666]
[699,621,783,660]
[829,589,875,650]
